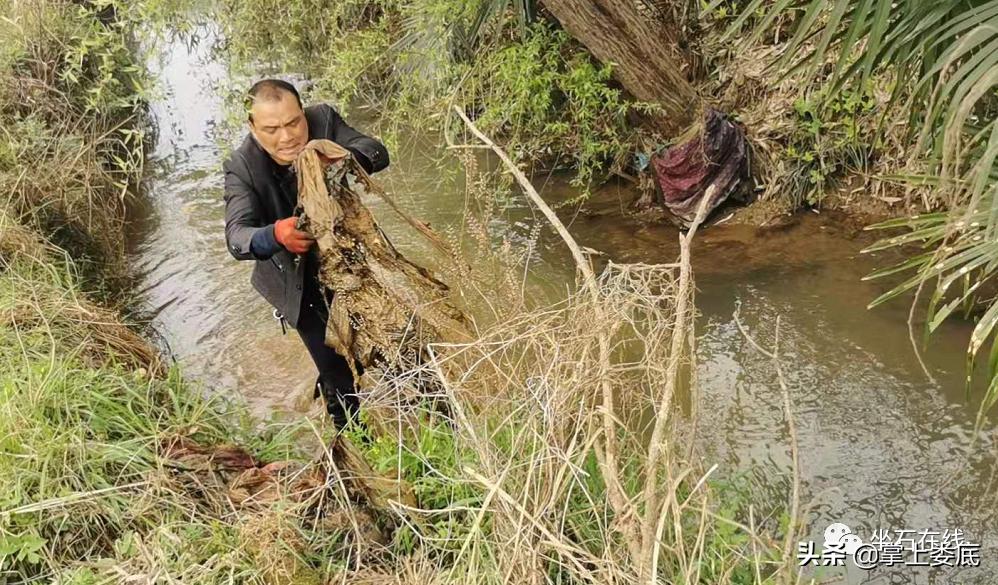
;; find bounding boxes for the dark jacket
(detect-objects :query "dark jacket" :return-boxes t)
[223,104,389,328]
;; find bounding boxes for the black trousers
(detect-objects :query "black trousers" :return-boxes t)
[295,282,362,423]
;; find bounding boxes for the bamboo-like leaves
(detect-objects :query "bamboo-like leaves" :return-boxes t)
[726,0,998,409]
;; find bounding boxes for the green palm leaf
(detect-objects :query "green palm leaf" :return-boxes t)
[725,0,998,412]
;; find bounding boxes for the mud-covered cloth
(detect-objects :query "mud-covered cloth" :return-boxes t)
[293,140,469,380]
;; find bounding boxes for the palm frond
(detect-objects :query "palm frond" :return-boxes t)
[728,0,998,411]
[392,0,536,64]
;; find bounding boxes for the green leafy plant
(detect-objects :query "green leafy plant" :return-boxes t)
[781,83,879,205]
[459,24,638,187]
[219,0,646,191]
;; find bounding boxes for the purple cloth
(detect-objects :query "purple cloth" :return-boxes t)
[651,109,750,227]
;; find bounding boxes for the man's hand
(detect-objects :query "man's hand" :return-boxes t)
[274,216,314,254]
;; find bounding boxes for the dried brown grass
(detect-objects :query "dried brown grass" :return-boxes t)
[0,238,165,374]
[0,0,144,268]
[347,109,796,584]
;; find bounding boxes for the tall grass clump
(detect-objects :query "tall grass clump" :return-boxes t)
[0,2,359,582]
[1,0,198,275]
[1,0,143,270]
[0,245,367,583]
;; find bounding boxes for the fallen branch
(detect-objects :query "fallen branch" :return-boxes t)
[638,189,713,582]
[450,106,639,557]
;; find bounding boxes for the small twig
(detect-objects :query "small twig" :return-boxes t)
[639,188,713,582]
[1,481,149,516]
[732,308,801,582]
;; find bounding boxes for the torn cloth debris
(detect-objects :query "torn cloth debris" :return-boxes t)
[292,139,469,379]
[650,109,751,227]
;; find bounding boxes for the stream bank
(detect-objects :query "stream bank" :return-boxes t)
[7,2,994,582]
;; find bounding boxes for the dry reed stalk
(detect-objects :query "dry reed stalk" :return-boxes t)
[637,190,712,582]
[455,107,719,583]
[448,107,640,559]
[348,108,768,583]
[732,311,802,583]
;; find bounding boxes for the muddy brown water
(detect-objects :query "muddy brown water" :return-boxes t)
[127,38,997,583]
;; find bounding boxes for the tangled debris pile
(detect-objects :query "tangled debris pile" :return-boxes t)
[160,433,410,517]
[293,140,469,380]
[156,431,415,583]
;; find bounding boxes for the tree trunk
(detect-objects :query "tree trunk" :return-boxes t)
[540,0,698,133]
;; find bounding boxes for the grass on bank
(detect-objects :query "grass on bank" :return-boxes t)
[0,1,336,580]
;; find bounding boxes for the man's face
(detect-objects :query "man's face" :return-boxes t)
[249,93,309,165]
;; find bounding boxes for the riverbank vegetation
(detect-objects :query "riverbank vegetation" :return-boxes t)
[1,0,145,278]
[706,0,998,416]
[4,0,996,582]
[220,0,654,188]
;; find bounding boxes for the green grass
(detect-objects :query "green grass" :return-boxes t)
[0,2,327,580]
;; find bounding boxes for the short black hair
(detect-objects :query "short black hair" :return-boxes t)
[246,79,303,122]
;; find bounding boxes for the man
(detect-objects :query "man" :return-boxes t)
[222,79,389,426]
